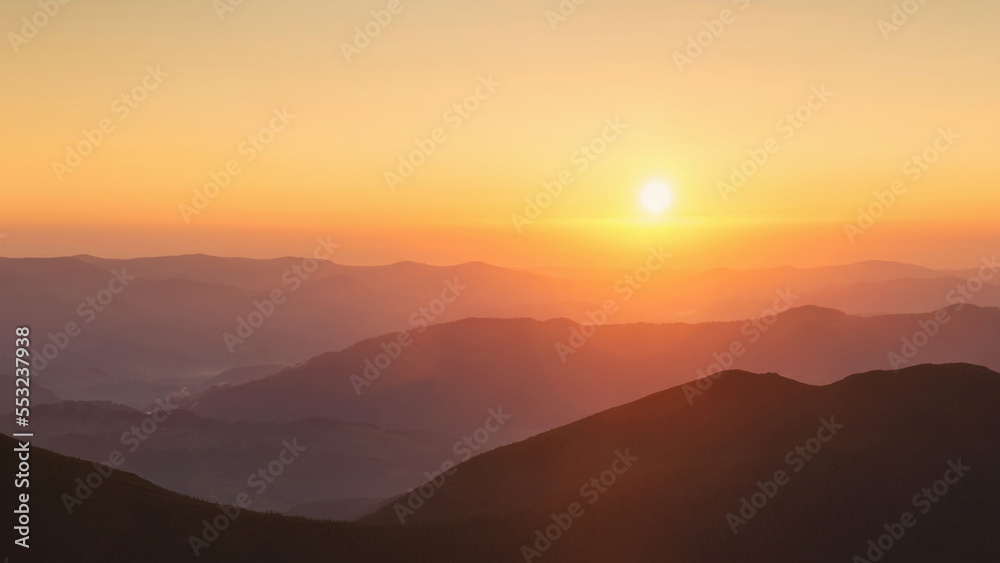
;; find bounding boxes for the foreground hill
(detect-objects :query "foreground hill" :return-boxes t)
[5,363,998,562]
[363,363,1000,561]
[191,306,1000,444]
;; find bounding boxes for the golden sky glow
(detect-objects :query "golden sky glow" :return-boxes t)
[2,0,998,268]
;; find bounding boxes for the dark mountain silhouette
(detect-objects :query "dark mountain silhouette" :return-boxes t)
[361,363,1000,561]
[6,363,998,562]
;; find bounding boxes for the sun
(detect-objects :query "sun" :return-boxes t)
[639,180,674,214]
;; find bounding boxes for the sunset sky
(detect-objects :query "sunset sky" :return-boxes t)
[2,0,998,269]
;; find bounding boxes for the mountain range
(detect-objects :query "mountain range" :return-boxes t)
[2,255,997,406]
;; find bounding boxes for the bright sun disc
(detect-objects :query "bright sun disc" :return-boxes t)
[640,181,673,214]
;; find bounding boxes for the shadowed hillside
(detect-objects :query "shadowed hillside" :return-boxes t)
[364,363,1000,561]
[6,364,998,562]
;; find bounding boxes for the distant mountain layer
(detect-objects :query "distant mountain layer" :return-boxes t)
[2,255,996,406]
[195,363,284,393]
[191,306,1000,448]
[8,363,999,562]
[7,399,448,513]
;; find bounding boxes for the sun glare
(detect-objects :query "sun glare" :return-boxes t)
[640,181,674,215]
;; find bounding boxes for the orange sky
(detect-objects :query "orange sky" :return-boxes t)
[2,0,998,269]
